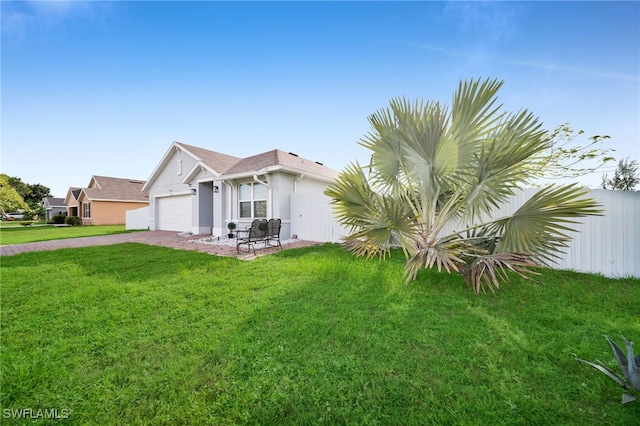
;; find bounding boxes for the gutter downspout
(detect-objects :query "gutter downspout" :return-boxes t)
[294,173,304,193]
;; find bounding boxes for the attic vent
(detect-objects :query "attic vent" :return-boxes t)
[315,161,323,166]
[129,180,144,184]
[288,152,298,157]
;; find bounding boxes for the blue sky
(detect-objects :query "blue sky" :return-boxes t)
[2,1,639,198]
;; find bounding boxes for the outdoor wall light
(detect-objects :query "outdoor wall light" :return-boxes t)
[191,188,197,195]
[213,186,219,193]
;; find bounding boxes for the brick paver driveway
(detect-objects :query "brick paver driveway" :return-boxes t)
[0,231,318,259]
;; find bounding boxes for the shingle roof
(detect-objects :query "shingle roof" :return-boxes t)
[46,197,66,207]
[82,176,149,202]
[222,149,338,179]
[146,142,338,190]
[177,142,241,174]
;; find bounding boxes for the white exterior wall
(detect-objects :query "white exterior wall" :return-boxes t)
[147,147,228,235]
[147,148,199,231]
[225,172,331,240]
[296,177,330,193]
[190,167,224,235]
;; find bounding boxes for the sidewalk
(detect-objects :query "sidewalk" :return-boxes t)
[0,231,319,259]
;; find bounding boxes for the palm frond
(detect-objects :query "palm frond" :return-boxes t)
[461,110,552,221]
[488,184,603,264]
[449,78,506,161]
[326,163,421,259]
[390,98,451,185]
[404,236,470,281]
[324,162,379,230]
[360,104,414,192]
[463,253,540,294]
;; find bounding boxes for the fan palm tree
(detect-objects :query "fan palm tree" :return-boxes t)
[325,78,602,293]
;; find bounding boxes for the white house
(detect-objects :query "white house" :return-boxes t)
[142,142,341,240]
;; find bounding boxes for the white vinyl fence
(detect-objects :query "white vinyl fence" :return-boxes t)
[290,193,348,243]
[126,206,150,230]
[544,189,639,278]
[292,189,640,279]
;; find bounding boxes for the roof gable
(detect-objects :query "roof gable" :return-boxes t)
[177,142,241,174]
[81,176,149,202]
[64,187,82,205]
[143,141,242,191]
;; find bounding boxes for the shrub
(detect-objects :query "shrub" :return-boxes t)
[20,221,32,227]
[48,215,66,225]
[65,216,82,226]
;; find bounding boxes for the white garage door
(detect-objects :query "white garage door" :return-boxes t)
[157,195,192,232]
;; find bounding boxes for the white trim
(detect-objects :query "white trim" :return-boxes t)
[253,174,271,188]
[220,164,335,183]
[82,202,91,218]
[238,181,269,219]
[154,190,193,198]
[182,162,221,185]
[79,199,149,203]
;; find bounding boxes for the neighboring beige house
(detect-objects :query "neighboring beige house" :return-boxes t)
[142,142,339,239]
[64,188,82,217]
[67,176,149,225]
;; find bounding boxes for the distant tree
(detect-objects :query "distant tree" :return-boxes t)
[0,175,52,210]
[0,174,29,213]
[601,158,640,191]
[25,183,52,207]
[5,175,31,200]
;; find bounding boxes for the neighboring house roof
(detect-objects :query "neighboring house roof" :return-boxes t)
[43,197,66,208]
[80,176,149,202]
[64,187,82,205]
[144,142,338,190]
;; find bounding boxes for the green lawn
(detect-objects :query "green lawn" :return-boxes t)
[1,244,638,425]
[0,225,137,245]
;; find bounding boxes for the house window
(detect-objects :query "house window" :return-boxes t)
[239,182,267,219]
[83,202,91,218]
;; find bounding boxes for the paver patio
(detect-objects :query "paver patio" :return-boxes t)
[0,231,320,259]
